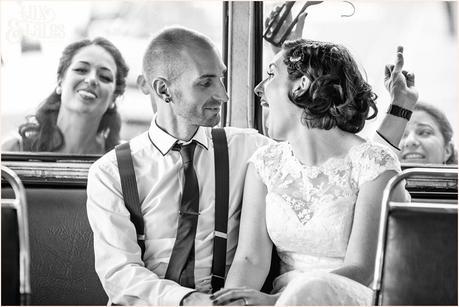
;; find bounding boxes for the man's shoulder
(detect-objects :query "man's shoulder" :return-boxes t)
[222,127,271,142]
[90,131,149,175]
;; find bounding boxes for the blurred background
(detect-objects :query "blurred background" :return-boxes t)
[1,1,457,142]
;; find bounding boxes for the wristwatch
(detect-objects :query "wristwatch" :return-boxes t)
[387,104,412,120]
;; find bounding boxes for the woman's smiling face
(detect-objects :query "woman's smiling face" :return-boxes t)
[59,45,117,117]
[399,110,452,164]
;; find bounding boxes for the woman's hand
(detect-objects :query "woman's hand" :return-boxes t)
[384,46,419,111]
[211,287,278,306]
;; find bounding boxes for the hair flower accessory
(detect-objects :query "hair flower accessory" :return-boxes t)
[289,55,302,63]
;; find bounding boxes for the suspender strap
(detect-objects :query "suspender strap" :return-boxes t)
[115,142,146,260]
[210,128,229,292]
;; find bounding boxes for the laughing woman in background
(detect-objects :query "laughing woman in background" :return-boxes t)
[2,37,129,154]
[399,101,456,164]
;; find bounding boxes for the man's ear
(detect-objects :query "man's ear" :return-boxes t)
[137,75,150,95]
[292,75,309,98]
[152,77,171,102]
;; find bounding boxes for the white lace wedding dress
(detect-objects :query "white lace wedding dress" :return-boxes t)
[249,141,401,305]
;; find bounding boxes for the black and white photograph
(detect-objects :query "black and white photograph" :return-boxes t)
[1,1,457,305]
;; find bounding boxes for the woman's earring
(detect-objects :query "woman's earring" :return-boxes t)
[164,96,171,103]
[55,86,62,95]
[109,103,116,110]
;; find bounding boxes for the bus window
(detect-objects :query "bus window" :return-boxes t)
[260,1,457,167]
[1,1,223,156]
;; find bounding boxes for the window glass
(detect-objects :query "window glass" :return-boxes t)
[1,0,222,155]
[261,1,457,165]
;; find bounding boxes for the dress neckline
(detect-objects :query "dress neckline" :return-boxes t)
[282,141,369,170]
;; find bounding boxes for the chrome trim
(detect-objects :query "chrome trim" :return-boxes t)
[371,168,458,300]
[1,165,32,304]
[2,160,91,184]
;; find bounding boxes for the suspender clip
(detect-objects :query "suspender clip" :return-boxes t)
[212,274,225,280]
[179,210,200,216]
[214,231,228,239]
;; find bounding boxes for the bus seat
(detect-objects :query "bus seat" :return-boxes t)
[1,166,31,305]
[1,185,107,305]
[372,168,458,305]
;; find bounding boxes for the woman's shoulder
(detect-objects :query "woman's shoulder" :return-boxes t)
[251,141,286,163]
[349,141,401,185]
[349,140,399,163]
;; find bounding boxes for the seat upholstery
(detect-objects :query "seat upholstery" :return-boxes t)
[2,187,107,305]
[1,207,20,305]
[379,208,458,305]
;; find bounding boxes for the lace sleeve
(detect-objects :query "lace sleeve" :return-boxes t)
[248,142,282,189]
[352,142,402,187]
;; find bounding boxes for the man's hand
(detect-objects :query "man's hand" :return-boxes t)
[384,46,419,111]
[181,292,213,305]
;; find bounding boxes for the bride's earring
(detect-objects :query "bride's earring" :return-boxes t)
[55,86,62,95]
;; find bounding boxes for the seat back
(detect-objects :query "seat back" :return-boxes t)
[1,166,31,306]
[1,186,108,305]
[372,168,458,305]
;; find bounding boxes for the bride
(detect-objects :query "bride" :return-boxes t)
[211,39,417,305]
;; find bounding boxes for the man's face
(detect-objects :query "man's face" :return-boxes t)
[168,45,229,127]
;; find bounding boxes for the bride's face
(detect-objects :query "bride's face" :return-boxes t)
[254,51,306,140]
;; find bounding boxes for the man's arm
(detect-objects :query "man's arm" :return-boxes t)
[86,160,196,305]
[374,46,419,150]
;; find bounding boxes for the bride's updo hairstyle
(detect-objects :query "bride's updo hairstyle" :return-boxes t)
[282,39,378,133]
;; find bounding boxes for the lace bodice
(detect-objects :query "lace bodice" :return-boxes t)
[249,141,401,275]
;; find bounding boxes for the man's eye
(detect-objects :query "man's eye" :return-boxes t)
[200,80,212,87]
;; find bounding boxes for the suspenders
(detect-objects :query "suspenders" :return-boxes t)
[115,128,229,292]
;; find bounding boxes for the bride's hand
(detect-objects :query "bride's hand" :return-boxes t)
[211,287,278,305]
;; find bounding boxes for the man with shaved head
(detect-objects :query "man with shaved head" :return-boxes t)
[87,26,270,305]
[87,26,418,305]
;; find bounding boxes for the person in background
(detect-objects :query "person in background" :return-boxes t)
[399,101,456,164]
[211,38,414,305]
[1,37,129,154]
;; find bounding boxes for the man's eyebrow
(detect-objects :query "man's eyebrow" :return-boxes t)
[198,71,227,79]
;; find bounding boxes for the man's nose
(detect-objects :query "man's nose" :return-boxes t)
[215,81,229,103]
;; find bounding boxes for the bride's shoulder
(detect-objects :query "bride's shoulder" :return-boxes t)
[252,141,286,161]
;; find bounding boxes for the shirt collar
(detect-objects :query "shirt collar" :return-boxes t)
[148,114,209,156]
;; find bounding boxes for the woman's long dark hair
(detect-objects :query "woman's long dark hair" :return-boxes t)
[19,37,129,152]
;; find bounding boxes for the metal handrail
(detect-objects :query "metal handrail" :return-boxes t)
[371,167,458,302]
[2,165,31,305]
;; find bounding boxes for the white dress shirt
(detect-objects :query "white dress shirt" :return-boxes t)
[86,117,272,305]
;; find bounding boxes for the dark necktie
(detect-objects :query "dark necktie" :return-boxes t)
[165,141,199,288]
